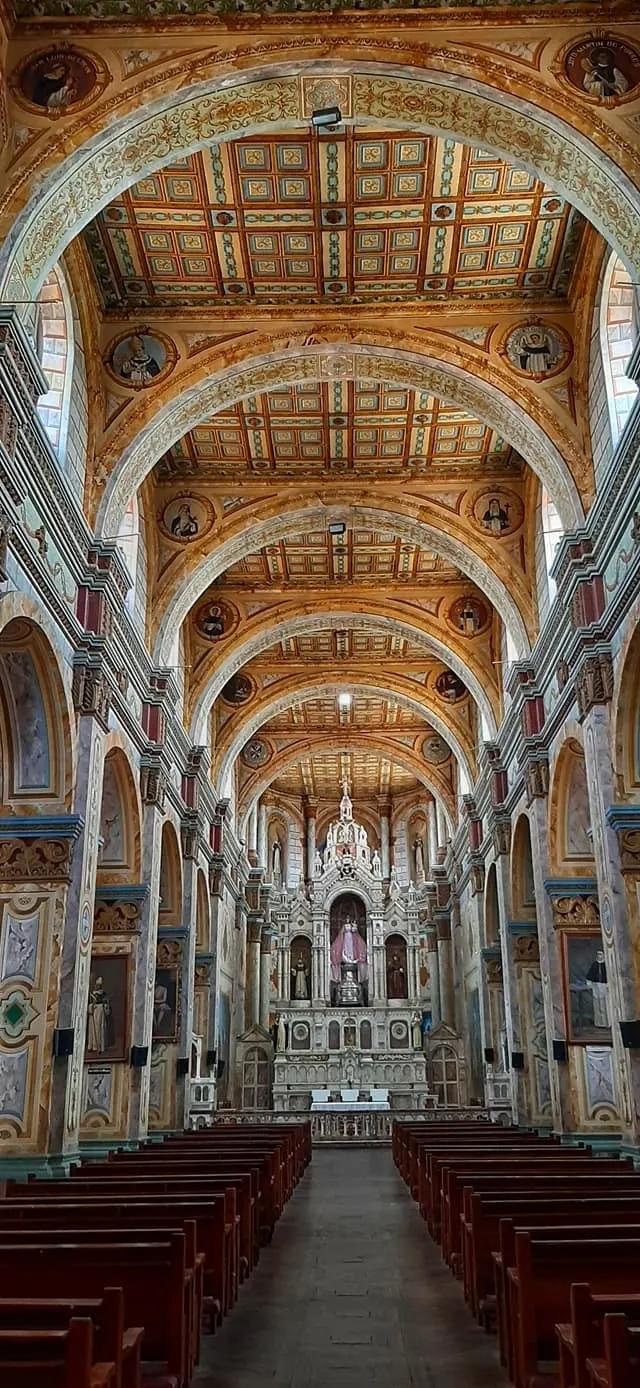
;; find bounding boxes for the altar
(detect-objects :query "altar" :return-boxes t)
[310,1087,390,1111]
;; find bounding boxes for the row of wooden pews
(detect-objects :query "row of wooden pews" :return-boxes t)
[393,1119,640,1388]
[0,1120,310,1387]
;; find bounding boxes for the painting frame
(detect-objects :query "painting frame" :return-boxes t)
[152,965,179,1044]
[85,953,131,1063]
[561,929,612,1046]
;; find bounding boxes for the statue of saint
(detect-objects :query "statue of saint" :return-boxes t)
[389,863,399,895]
[292,955,309,1000]
[276,1014,287,1052]
[272,838,282,885]
[387,951,406,999]
[413,836,425,881]
[411,1012,423,1049]
[314,849,323,877]
[330,917,368,984]
[371,849,382,876]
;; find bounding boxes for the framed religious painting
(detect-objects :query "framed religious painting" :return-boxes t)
[152,965,179,1043]
[85,954,130,1063]
[561,930,612,1045]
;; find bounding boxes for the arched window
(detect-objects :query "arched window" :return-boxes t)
[601,251,638,446]
[36,267,73,460]
[538,487,563,610]
[117,496,140,616]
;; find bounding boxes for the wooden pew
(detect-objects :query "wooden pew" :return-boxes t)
[556,1284,640,1388]
[0,1290,141,1388]
[508,1235,640,1388]
[90,1151,270,1248]
[0,1316,116,1387]
[0,1235,189,1388]
[586,1313,640,1388]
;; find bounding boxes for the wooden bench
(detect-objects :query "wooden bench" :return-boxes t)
[586,1313,640,1388]
[0,1317,116,1387]
[0,1290,142,1388]
[556,1284,640,1388]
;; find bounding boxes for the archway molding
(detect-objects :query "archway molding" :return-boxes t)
[4,57,640,311]
[238,732,456,833]
[101,344,582,544]
[190,606,499,740]
[158,498,530,671]
[214,676,475,796]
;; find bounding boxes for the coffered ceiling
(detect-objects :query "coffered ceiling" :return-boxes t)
[156,381,515,482]
[214,528,462,591]
[265,693,435,733]
[269,748,422,801]
[85,131,585,311]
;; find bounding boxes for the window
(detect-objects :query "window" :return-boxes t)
[601,251,638,446]
[541,489,563,601]
[117,496,140,615]
[36,267,73,459]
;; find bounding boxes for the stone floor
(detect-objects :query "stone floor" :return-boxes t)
[196,1147,508,1387]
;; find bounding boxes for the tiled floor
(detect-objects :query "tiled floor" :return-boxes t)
[196,1147,508,1387]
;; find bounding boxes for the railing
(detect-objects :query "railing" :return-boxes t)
[204,1106,505,1141]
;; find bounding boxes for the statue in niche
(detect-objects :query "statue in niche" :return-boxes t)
[276,1014,287,1052]
[330,917,368,986]
[387,951,407,1000]
[389,864,399,895]
[372,849,382,876]
[413,836,426,881]
[314,849,323,876]
[272,838,282,886]
[411,1013,423,1049]
[291,955,309,1001]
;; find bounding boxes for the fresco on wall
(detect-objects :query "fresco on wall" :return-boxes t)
[434,669,467,704]
[195,601,235,641]
[502,322,571,380]
[99,760,126,866]
[241,737,271,769]
[472,489,524,537]
[422,731,450,765]
[85,956,130,1061]
[221,674,255,705]
[1,650,50,791]
[12,46,106,115]
[0,913,39,984]
[448,595,490,637]
[106,330,176,389]
[159,495,215,543]
[584,1045,616,1110]
[153,967,178,1042]
[0,1049,28,1123]
[563,36,640,103]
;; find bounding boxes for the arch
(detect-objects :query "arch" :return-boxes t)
[238,734,456,834]
[158,820,183,928]
[5,58,640,326]
[214,678,475,797]
[97,741,142,883]
[484,862,500,948]
[548,733,596,877]
[600,249,638,447]
[193,609,498,743]
[195,868,210,951]
[101,345,582,548]
[36,264,73,461]
[0,611,72,812]
[510,814,537,923]
[613,614,640,803]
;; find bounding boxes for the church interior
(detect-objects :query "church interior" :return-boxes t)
[1,0,640,1382]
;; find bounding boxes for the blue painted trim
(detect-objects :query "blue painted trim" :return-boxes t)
[157,927,189,939]
[0,815,83,840]
[507,919,537,935]
[606,806,640,829]
[0,1153,82,1178]
[480,945,501,959]
[544,877,598,898]
[95,884,149,902]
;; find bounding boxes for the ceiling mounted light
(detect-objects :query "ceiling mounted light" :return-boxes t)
[338,691,352,709]
[311,106,342,130]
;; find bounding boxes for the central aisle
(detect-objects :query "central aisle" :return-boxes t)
[197,1147,507,1388]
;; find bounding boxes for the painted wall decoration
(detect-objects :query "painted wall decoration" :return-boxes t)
[83,1068,112,1119]
[434,669,467,704]
[85,956,130,1062]
[561,932,612,1044]
[153,966,178,1042]
[422,732,450,765]
[0,912,39,984]
[562,35,640,104]
[11,46,108,116]
[584,1045,616,1111]
[221,674,255,706]
[105,330,177,390]
[502,322,571,380]
[0,649,51,792]
[0,1049,28,1123]
[194,600,235,642]
[448,594,490,637]
[99,759,126,867]
[159,494,215,544]
[471,489,524,537]
[241,737,271,769]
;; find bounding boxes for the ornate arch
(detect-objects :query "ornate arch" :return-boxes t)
[190,606,498,740]
[214,677,475,794]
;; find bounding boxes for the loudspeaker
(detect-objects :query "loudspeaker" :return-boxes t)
[620,1020,640,1049]
[206,1048,217,1069]
[176,1057,189,1078]
[511,1051,525,1071]
[130,1045,149,1068]
[483,1047,495,1064]
[53,1027,74,1058]
[216,1059,226,1081]
[552,1039,568,1063]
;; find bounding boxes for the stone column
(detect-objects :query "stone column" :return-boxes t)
[380,805,391,879]
[436,915,454,1025]
[248,805,258,859]
[50,668,110,1157]
[305,804,317,882]
[257,802,267,870]
[426,926,441,1026]
[436,802,447,850]
[245,918,262,1030]
[129,769,166,1141]
[259,929,273,1031]
[527,796,576,1133]
[312,911,325,1003]
[427,801,438,875]
[175,822,199,1129]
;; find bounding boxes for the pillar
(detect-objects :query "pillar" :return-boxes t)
[245,919,262,1029]
[257,801,267,870]
[175,824,200,1129]
[527,797,576,1133]
[305,804,317,881]
[380,804,391,878]
[427,800,438,875]
[248,805,258,859]
[129,775,165,1141]
[436,802,447,850]
[259,929,273,1031]
[426,926,441,1028]
[436,916,454,1025]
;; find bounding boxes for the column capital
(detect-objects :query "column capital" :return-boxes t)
[72,659,111,728]
[0,814,83,884]
[140,759,167,809]
[576,649,614,719]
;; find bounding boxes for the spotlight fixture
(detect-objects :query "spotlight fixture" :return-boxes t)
[311,106,342,130]
[328,521,346,536]
[338,691,352,709]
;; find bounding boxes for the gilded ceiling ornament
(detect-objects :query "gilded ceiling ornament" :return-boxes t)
[241,737,272,769]
[11,46,109,118]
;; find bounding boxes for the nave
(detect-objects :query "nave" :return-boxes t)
[198,1146,504,1388]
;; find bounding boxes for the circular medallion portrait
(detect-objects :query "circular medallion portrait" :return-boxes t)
[434,669,467,704]
[159,495,214,544]
[12,46,108,116]
[241,738,271,769]
[502,322,571,381]
[195,601,235,642]
[105,329,177,390]
[448,595,491,638]
[422,732,450,766]
[221,674,255,706]
[562,34,640,104]
[471,489,524,538]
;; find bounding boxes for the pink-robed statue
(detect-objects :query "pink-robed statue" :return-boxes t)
[330,918,368,985]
